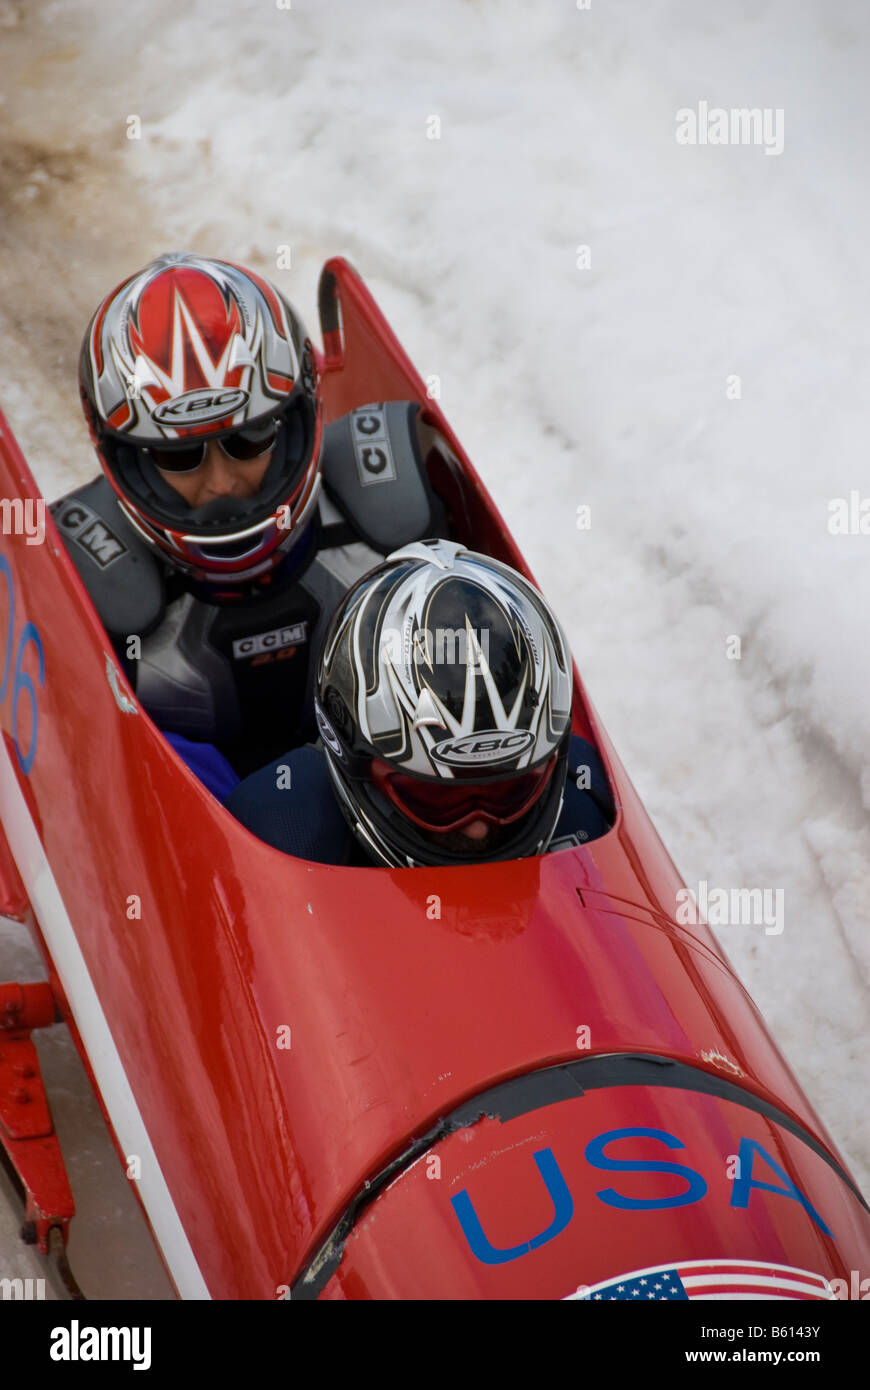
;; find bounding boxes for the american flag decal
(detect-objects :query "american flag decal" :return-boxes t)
[564,1259,836,1301]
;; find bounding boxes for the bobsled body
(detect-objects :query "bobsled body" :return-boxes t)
[0,259,866,1299]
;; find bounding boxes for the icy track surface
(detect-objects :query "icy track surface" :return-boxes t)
[0,0,868,1297]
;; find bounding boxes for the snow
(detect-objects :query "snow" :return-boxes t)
[0,0,868,1296]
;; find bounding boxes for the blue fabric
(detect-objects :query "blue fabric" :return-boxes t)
[554,734,615,843]
[164,730,241,801]
[224,744,354,864]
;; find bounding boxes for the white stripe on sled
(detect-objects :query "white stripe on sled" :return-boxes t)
[0,731,211,1300]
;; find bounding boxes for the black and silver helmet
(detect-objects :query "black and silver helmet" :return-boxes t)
[315,539,573,867]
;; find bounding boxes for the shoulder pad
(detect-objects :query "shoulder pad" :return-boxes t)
[321,401,444,552]
[50,477,164,641]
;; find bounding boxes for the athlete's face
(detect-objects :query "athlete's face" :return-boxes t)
[157,438,273,507]
[427,817,495,854]
[454,819,490,842]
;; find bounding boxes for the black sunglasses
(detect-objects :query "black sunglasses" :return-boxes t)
[139,418,281,475]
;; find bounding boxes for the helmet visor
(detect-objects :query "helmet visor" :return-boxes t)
[372,755,557,833]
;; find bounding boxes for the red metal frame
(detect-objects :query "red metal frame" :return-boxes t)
[0,981,73,1253]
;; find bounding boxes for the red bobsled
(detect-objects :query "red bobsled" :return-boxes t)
[0,258,867,1300]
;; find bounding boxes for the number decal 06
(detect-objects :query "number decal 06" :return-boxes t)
[0,554,45,774]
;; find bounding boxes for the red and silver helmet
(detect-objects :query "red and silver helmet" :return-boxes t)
[316,539,574,867]
[79,252,322,583]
